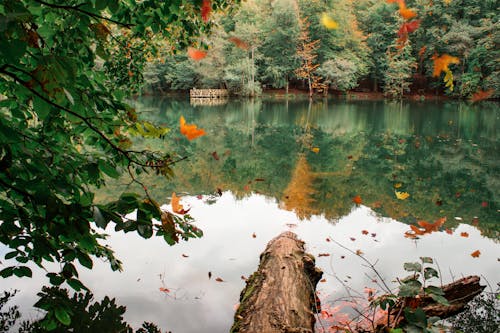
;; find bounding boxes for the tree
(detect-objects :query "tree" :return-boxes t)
[294,17,323,97]
[0,0,238,326]
[260,0,300,94]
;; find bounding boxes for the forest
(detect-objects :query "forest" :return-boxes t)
[0,0,498,332]
[139,0,499,99]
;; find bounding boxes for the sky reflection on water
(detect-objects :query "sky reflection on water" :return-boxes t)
[3,192,498,332]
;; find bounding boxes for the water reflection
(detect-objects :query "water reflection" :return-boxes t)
[3,97,499,332]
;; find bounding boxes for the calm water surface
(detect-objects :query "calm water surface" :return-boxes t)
[3,97,499,332]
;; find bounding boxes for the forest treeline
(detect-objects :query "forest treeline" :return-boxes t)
[139,0,499,99]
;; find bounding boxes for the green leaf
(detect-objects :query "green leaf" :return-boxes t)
[389,329,404,333]
[404,307,427,328]
[404,262,422,272]
[424,267,439,280]
[67,278,87,291]
[98,160,121,178]
[55,307,71,326]
[77,252,93,269]
[430,293,450,306]
[398,282,421,297]
[93,206,108,228]
[0,267,14,278]
[5,251,18,260]
[425,285,445,296]
[40,318,58,331]
[420,257,433,264]
[13,266,32,277]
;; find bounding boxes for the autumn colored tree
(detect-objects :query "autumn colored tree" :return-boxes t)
[295,17,324,97]
[0,0,238,328]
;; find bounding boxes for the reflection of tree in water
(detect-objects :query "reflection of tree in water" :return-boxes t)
[99,98,499,239]
[280,154,318,219]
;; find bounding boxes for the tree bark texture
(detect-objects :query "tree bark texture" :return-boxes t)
[231,231,323,333]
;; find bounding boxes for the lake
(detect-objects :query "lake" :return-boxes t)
[2,96,499,332]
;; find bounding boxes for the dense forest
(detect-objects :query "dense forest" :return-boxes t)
[138,0,499,99]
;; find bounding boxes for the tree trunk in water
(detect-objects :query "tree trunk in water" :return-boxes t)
[231,231,323,333]
[376,275,485,330]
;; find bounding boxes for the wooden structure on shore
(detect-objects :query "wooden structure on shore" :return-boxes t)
[231,232,323,333]
[189,88,229,99]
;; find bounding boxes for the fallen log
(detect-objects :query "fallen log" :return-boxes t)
[375,275,485,330]
[231,231,323,333]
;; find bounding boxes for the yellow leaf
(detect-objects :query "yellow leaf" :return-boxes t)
[394,183,402,188]
[395,190,410,200]
[311,147,320,153]
[320,13,338,30]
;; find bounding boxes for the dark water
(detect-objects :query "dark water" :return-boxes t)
[3,97,499,332]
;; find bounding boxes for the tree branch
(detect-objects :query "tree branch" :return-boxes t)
[33,0,134,28]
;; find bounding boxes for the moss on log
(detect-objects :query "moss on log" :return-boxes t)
[231,231,323,333]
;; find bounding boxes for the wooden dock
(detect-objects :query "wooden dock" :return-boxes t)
[190,88,229,99]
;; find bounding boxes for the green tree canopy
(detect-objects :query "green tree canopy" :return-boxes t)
[0,0,238,326]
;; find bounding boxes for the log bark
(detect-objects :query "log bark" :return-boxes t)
[376,275,485,330]
[231,231,323,333]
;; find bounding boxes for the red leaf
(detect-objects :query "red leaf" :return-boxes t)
[201,0,211,22]
[460,232,469,238]
[352,195,362,205]
[187,47,207,61]
[211,151,220,160]
[325,237,331,242]
[371,233,377,238]
[481,201,488,207]
[470,250,481,258]
[228,36,249,50]
[159,287,170,293]
[471,89,494,102]
[361,230,369,235]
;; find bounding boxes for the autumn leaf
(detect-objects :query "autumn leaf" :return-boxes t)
[399,7,417,19]
[395,190,410,200]
[355,249,364,256]
[352,195,362,205]
[432,54,459,77]
[445,229,453,235]
[208,271,212,279]
[211,151,220,160]
[180,115,206,140]
[311,147,320,153]
[361,230,369,235]
[318,253,330,257]
[470,250,481,258]
[350,237,356,241]
[228,36,249,50]
[252,232,256,238]
[320,278,327,283]
[394,183,402,188]
[159,287,170,293]
[171,192,190,214]
[460,232,469,238]
[320,13,338,30]
[398,20,420,36]
[187,47,207,61]
[201,0,211,22]
[182,254,189,257]
[215,277,224,282]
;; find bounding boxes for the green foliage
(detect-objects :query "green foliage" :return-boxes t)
[0,286,162,333]
[0,290,20,333]
[0,0,238,321]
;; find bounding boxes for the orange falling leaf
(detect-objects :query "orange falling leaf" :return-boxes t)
[311,147,320,153]
[361,230,369,235]
[445,228,453,235]
[228,36,249,50]
[399,7,417,19]
[180,116,206,140]
[398,20,420,36]
[470,250,481,258]
[171,192,190,214]
[215,277,224,282]
[187,47,207,61]
[353,195,362,205]
[355,249,364,256]
[432,54,460,77]
[460,232,469,238]
[159,287,170,293]
[320,278,327,283]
